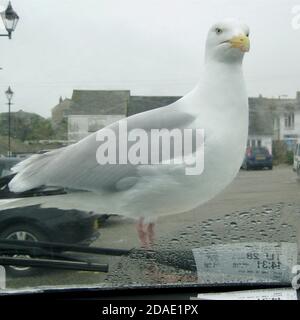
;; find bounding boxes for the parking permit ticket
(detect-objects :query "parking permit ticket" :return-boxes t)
[192,242,298,284]
[194,288,298,300]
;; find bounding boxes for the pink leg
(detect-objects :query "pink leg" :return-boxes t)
[136,218,148,248]
[135,218,156,249]
[147,223,155,246]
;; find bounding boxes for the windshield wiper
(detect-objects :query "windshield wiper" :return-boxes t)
[0,239,131,256]
[0,239,131,273]
[0,256,108,272]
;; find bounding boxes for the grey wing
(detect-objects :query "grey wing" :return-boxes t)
[8,104,196,193]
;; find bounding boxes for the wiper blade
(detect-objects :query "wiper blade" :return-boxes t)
[0,256,108,272]
[0,239,131,256]
[0,239,130,273]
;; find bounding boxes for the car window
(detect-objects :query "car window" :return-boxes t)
[251,148,269,155]
[0,0,300,297]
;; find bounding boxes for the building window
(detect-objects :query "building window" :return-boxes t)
[257,140,261,147]
[88,118,102,133]
[284,112,294,129]
[251,140,256,147]
[273,117,279,130]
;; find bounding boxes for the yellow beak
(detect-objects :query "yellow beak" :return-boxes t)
[229,34,250,52]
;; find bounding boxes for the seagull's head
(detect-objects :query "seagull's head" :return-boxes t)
[205,19,250,64]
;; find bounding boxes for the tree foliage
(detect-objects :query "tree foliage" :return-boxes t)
[0,111,64,141]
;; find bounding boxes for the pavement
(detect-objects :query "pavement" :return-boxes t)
[5,165,300,290]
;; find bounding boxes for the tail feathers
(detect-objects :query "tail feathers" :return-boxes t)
[9,148,65,193]
[11,148,64,174]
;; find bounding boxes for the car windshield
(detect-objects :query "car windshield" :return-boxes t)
[0,0,300,297]
[251,147,268,154]
[250,147,269,155]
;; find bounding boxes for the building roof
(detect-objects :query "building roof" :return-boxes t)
[52,98,72,112]
[249,94,300,113]
[127,96,181,116]
[66,90,130,116]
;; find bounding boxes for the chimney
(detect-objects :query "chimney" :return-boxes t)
[59,96,63,104]
[297,91,300,102]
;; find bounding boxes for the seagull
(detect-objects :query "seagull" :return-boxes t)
[0,19,250,248]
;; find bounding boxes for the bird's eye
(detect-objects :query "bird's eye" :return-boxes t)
[215,28,223,35]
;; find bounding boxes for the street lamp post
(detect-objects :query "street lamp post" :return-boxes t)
[0,2,19,157]
[0,2,19,39]
[5,86,13,157]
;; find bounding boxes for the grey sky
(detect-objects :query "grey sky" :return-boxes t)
[0,0,300,117]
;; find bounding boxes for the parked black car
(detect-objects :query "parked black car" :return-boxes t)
[0,204,100,246]
[0,156,21,178]
[0,157,101,276]
[242,146,273,170]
